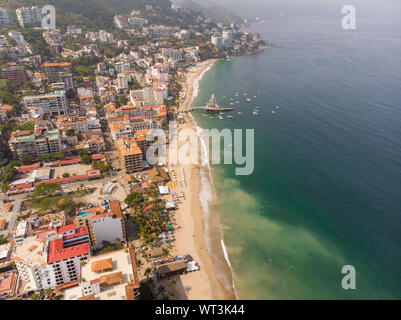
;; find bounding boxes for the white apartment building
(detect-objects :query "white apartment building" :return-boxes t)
[89,201,126,250]
[23,90,69,116]
[14,221,28,245]
[0,8,13,26]
[8,31,27,45]
[99,30,114,42]
[174,29,190,40]
[114,61,130,74]
[127,16,148,27]
[222,30,233,40]
[13,225,91,291]
[117,74,128,91]
[162,48,183,61]
[211,35,223,49]
[16,6,42,28]
[66,26,82,35]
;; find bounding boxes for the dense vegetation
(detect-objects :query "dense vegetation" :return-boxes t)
[0,0,175,30]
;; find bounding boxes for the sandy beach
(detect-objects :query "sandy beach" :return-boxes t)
[169,59,235,300]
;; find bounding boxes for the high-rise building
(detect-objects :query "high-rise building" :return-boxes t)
[75,201,126,250]
[222,30,233,40]
[16,6,42,28]
[114,62,130,74]
[9,122,62,161]
[13,225,91,291]
[1,63,28,82]
[42,62,72,83]
[222,30,233,47]
[117,74,128,91]
[211,35,223,49]
[117,137,144,174]
[0,8,13,26]
[162,48,183,61]
[23,90,69,116]
[114,15,130,29]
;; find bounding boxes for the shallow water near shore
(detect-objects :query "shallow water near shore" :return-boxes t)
[192,17,401,299]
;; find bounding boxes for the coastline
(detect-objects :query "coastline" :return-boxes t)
[173,59,236,300]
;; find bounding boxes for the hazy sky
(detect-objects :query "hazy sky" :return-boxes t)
[198,0,401,20]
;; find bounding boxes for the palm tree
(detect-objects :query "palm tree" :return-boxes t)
[144,267,153,279]
[157,285,166,297]
[162,248,169,258]
[167,278,177,297]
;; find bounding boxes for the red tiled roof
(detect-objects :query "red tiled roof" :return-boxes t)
[63,226,88,240]
[18,162,41,173]
[57,224,75,234]
[50,158,80,166]
[9,183,33,190]
[91,154,105,160]
[48,239,90,264]
[34,174,87,186]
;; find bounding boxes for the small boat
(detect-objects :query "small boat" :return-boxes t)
[237,112,243,115]
[227,115,234,118]
[218,115,224,120]
[253,111,259,115]
[272,111,276,114]
[276,106,280,109]
[247,98,252,102]
[230,102,235,105]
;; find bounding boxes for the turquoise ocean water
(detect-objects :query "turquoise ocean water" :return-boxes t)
[192,17,401,299]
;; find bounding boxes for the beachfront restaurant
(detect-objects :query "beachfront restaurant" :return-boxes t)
[156,261,186,280]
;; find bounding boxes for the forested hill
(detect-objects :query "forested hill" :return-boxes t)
[0,0,174,30]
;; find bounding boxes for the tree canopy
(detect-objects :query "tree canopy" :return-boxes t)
[33,183,61,197]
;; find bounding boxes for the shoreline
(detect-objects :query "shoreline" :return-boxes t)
[173,59,236,300]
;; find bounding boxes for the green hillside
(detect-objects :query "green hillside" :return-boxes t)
[0,0,174,30]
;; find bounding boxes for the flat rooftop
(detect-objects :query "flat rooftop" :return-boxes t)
[117,137,142,157]
[64,248,139,300]
[14,237,47,268]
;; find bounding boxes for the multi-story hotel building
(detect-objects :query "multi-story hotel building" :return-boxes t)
[0,8,13,26]
[23,90,69,116]
[1,63,28,82]
[75,201,126,250]
[9,125,61,161]
[16,6,42,28]
[42,62,72,83]
[116,137,144,174]
[13,225,91,291]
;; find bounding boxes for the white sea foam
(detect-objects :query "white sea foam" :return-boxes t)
[221,238,239,299]
[187,61,238,297]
